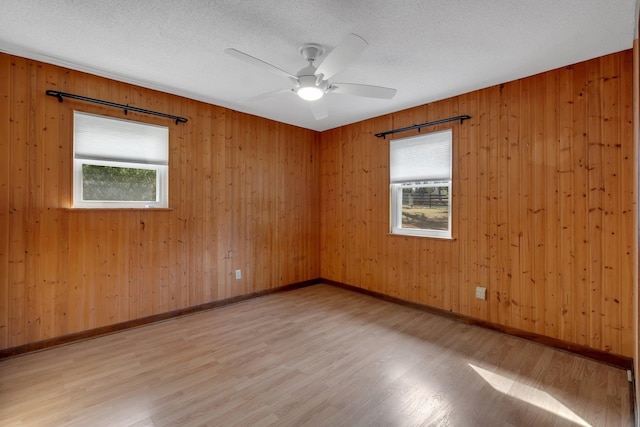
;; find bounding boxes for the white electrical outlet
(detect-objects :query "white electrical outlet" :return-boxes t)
[475,286,486,300]
[235,269,242,280]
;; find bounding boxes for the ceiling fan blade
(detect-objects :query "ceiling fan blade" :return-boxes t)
[315,33,368,80]
[310,100,328,120]
[225,48,297,80]
[331,83,397,99]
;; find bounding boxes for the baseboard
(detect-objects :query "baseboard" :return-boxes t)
[321,278,634,370]
[0,278,321,360]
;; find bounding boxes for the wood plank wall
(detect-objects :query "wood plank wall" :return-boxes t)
[320,50,637,357]
[634,34,640,410]
[0,53,320,351]
[1,49,636,359]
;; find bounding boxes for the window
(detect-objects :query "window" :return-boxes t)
[390,129,452,238]
[73,111,169,208]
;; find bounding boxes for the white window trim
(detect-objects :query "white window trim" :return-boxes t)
[72,111,169,209]
[73,159,168,209]
[390,181,452,239]
[389,129,453,239]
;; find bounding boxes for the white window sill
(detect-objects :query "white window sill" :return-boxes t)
[388,232,455,240]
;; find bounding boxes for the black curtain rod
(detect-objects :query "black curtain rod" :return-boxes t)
[46,90,188,124]
[375,115,471,139]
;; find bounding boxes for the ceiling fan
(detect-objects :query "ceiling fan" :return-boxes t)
[225,33,397,120]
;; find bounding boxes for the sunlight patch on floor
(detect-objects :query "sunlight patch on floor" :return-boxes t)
[469,363,591,427]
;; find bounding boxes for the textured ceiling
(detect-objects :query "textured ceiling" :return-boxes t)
[0,0,638,131]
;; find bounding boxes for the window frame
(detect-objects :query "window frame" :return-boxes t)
[390,180,452,238]
[72,111,169,209]
[389,129,453,239]
[73,158,168,209]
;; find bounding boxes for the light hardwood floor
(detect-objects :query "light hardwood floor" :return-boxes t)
[0,284,632,426]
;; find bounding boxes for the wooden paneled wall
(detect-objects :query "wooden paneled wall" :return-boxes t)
[0,53,320,350]
[1,49,636,358]
[320,50,636,357]
[634,35,640,407]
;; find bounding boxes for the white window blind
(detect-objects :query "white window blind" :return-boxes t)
[389,129,452,183]
[74,112,168,165]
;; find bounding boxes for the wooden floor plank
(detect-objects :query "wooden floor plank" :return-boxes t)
[0,284,631,426]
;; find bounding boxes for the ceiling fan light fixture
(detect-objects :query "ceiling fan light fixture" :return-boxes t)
[296,75,324,101]
[297,86,324,101]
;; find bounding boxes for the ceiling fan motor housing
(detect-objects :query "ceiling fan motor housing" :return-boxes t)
[299,43,324,62]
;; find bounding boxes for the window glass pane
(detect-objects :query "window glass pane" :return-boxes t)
[82,164,157,202]
[400,185,449,231]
